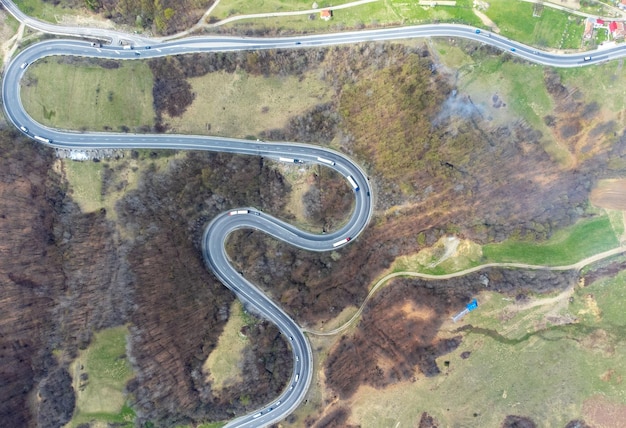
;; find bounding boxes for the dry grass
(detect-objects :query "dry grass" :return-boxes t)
[163,70,331,139]
[202,300,248,391]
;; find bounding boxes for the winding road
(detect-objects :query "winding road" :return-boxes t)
[4,4,626,426]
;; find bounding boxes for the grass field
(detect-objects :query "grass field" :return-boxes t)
[348,271,626,426]
[164,70,331,138]
[482,215,619,266]
[202,300,249,391]
[485,0,583,49]
[68,326,135,427]
[219,0,481,32]
[211,0,359,20]
[21,58,154,132]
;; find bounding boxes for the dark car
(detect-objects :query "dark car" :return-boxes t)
[145,46,151,49]
[475,29,481,34]
[295,41,302,45]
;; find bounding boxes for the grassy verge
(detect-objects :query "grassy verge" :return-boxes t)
[164,69,331,138]
[482,215,619,266]
[21,57,154,132]
[68,326,135,427]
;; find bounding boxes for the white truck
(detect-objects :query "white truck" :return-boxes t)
[316,156,335,166]
[346,175,359,191]
[33,135,50,144]
[332,237,351,247]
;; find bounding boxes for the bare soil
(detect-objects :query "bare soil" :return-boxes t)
[582,395,626,428]
[590,179,626,210]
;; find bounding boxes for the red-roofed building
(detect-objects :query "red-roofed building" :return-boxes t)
[596,18,605,26]
[612,21,626,39]
[320,9,332,21]
[610,21,618,33]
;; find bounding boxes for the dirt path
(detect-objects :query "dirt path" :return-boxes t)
[1,18,25,70]
[473,8,500,33]
[304,245,626,336]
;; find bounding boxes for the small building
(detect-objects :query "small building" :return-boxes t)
[612,21,626,39]
[583,18,594,39]
[320,9,332,21]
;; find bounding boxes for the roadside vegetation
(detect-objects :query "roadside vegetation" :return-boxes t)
[12,0,79,23]
[12,0,212,35]
[67,326,135,427]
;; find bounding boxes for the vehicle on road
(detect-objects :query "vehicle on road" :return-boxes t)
[229,210,249,215]
[19,126,28,133]
[295,374,299,382]
[475,29,480,34]
[123,44,132,50]
[347,175,359,191]
[510,48,516,52]
[33,135,50,144]
[145,46,151,49]
[253,413,262,419]
[317,156,335,166]
[295,41,301,45]
[252,211,261,216]
[584,56,591,61]
[332,237,351,247]
[20,62,28,69]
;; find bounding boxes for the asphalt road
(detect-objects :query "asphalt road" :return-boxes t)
[3,16,624,428]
